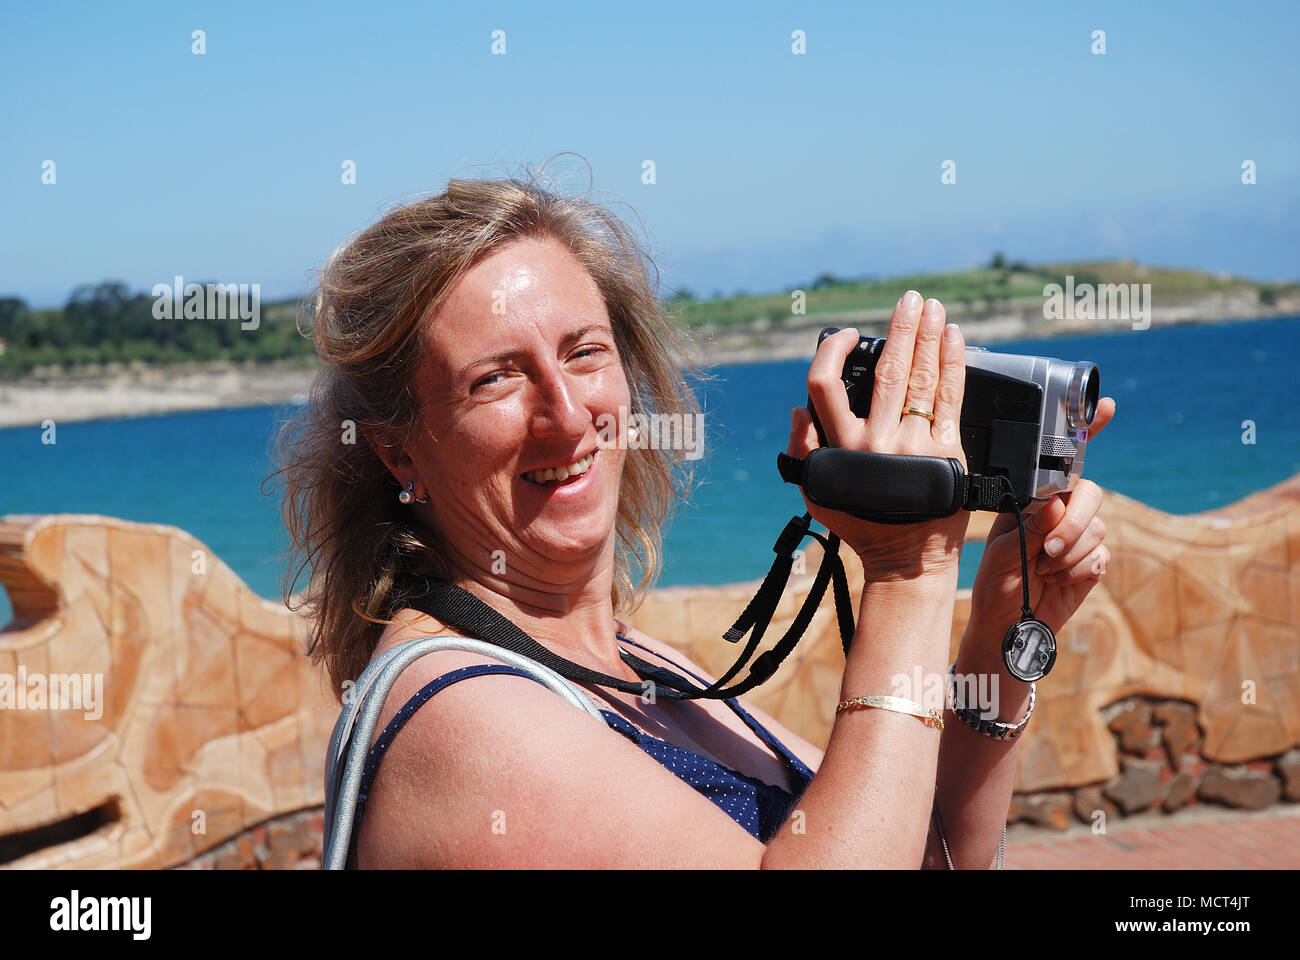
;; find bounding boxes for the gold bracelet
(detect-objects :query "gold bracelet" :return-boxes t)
[836,695,944,730]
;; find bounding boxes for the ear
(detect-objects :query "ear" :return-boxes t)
[361,424,415,488]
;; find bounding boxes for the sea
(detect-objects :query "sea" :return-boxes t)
[2,315,1298,625]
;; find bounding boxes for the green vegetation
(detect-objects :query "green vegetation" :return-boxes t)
[0,282,316,377]
[670,256,1287,330]
[1,260,1290,376]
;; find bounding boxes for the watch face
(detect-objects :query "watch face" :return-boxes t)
[1002,618,1056,681]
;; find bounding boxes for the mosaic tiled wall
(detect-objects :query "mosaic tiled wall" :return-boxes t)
[2,472,1296,867]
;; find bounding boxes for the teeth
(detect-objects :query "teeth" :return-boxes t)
[523,453,594,485]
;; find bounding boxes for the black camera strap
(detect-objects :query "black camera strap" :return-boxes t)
[403,515,855,701]
[402,450,1044,700]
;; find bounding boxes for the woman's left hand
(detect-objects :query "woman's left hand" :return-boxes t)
[968,398,1117,638]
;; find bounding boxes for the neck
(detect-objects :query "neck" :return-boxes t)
[433,543,638,683]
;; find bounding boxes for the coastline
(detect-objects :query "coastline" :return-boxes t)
[0,362,318,429]
[1,292,1295,429]
[687,289,1298,366]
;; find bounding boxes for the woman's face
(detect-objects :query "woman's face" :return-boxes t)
[405,235,633,582]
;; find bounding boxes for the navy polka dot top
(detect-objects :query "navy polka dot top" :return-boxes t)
[353,634,814,847]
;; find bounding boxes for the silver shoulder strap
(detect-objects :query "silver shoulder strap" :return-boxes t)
[321,635,606,870]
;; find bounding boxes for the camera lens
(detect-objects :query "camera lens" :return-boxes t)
[1083,365,1099,424]
[1067,362,1100,428]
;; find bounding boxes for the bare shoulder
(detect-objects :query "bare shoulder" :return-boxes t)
[363,608,506,708]
[363,606,535,743]
[616,620,825,773]
[353,608,766,868]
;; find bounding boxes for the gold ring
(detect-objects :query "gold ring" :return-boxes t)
[903,406,936,422]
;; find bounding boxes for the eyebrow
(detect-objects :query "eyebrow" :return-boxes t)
[458,323,614,380]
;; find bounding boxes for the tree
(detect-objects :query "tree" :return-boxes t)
[64,281,135,347]
[0,298,31,343]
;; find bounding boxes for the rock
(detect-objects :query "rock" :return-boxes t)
[213,835,259,870]
[264,824,294,871]
[1198,765,1282,810]
[1107,699,1159,755]
[1178,756,1210,782]
[1152,701,1200,767]
[1007,795,1032,825]
[1009,793,1072,830]
[1151,700,1190,726]
[1073,785,1119,825]
[1103,758,1164,814]
[1276,750,1300,801]
[266,813,317,869]
[287,814,317,854]
[1163,771,1197,812]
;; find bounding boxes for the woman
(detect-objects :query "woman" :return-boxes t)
[280,173,1115,868]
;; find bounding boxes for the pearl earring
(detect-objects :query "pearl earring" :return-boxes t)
[627,425,639,444]
[399,481,415,505]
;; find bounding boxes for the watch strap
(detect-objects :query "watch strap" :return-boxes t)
[947,664,1036,741]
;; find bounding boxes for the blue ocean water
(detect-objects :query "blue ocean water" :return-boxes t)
[2,316,1297,624]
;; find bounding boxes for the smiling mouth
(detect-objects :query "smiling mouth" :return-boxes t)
[521,450,596,486]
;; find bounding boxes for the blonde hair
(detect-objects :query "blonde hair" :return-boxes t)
[273,163,703,699]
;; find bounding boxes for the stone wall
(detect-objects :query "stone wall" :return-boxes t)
[1009,697,1300,830]
[0,514,336,869]
[2,471,1297,867]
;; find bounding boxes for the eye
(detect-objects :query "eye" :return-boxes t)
[471,371,506,391]
[570,345,607,362]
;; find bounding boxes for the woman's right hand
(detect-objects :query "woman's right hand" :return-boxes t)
[786,290,971,582]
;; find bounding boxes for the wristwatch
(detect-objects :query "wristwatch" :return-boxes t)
[947,664,1036,741]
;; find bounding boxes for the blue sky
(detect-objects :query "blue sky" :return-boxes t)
[2,0,1297,308]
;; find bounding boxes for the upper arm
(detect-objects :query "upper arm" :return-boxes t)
[355,661,768,868]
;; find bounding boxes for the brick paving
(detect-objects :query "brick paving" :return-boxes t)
[173,804,1300,869]
[1004,804,1300,869]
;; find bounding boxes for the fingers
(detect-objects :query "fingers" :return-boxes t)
[1088,397,1117,440]
[787,405,819,457]
[866,291,924,433]
[1036,514,1105,575]
[899,298,947,442]
[984,509,1019,546]
[1043,543,1110,583]
[1037,479,1104,563]
[986,495,1063,550]
[806,327,863,448]
[786,406,822,517]
[931,320,965,449]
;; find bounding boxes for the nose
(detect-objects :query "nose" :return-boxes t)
[528,362,591,442]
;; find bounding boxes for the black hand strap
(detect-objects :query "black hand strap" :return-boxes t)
[777,448,1009,523]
